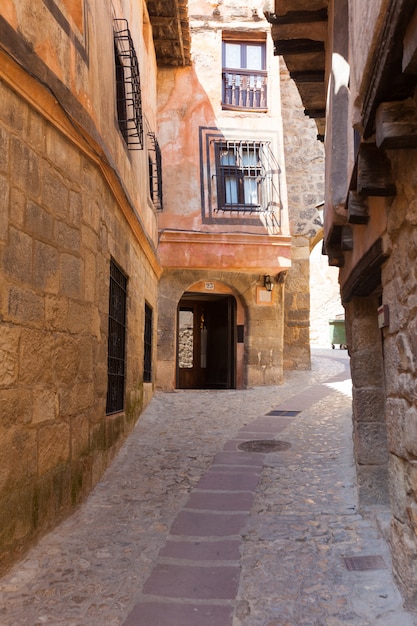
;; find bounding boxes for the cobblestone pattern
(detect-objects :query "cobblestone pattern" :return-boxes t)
[0,351,416,625]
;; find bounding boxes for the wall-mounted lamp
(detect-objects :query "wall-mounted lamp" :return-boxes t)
[264,275,274,291]
[210,0,222,15]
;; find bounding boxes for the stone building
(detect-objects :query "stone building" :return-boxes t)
[272,0,417,609]
[0,0,324,574]
[0,0,190,573]
[156,0,292,391]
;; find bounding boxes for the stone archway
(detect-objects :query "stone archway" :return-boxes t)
[156,274,247,391]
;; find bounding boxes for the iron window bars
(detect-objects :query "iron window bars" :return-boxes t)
[106,260,128,415]
[114,19,143,149]
[213,139,280,213]
[143,303,153,383]
[148,132,163,211]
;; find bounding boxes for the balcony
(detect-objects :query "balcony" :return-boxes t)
[222,69,267,112]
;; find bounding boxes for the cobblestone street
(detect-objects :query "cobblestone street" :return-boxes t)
[1,350,416,625]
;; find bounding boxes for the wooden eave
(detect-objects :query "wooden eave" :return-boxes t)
[146,0,191,67]
[268,1,328,138]
[362,0,417,138]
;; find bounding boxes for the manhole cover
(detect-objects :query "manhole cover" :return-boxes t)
[237,440,292,453]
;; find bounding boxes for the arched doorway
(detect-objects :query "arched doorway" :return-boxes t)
[177,292,237,389]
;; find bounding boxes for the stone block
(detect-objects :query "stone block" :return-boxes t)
[9,187,25,228]
[60,253,82,297]
[0,326,20,386]
[54,220,80,253]
[106,412,125,448]
[0,125,9,175]
[27,109,46,153]
[25,201,53,241]
[0,82,27,132]
[0,482,34,558]
[385,397,407,457]
[33,241,59,291]
[19,329,55,385]
[404,406,417,458]
[52,334,80,385]
[33,467,71,530]
[0,389,31,427]
[353,422,389,464]
[8,286,44,325]
[388,454,408,523]
[69,189,82,225]
[60,382,95,417]
[70,414,90,459]
[81,224,99,252]
[32,389,59,424]
[46,129,81,183]
[0,427,37,492]
[10,136,40,198]
[357,463,389,505]
[350,349,384,388]
[352,387,385,423]
[84,250,97,302]
[67,300,99,337]
[0,174,9,242]
[42,168,69,219]
[45,295,68,331]
[2,227,32,283]
[38,422,70,475]
[390,518,417,606]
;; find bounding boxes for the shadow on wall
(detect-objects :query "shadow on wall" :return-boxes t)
[310,240,344,347]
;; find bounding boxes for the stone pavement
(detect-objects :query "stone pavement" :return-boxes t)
[1,349,417,625]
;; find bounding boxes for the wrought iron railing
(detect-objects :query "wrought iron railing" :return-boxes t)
[147,132,163,211]
[222,69,267,111]
[113,19,144,149]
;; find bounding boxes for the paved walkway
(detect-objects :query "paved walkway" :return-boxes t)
[1,349,417,625]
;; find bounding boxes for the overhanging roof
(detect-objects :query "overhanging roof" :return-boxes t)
[146,0,191,67]
[267,1,328,138]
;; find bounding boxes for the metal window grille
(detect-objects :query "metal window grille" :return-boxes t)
[113,19,144,149]
[148,132,163,211]
[214,139,279,213]
[106,260,128,414]
[143,303,153,383]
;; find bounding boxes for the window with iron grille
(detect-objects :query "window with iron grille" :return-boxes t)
[113,19,143,149]
[143,303,153,383]
[106,260,128,414]
[222,39,267,111]
[148,132,163,211]
[214,139,278,213]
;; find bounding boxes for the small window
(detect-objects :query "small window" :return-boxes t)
[143,303,153,383]
[222,40,267,111]
[214,139,278,213]
[106,260,128,414]
[113,19,144,149]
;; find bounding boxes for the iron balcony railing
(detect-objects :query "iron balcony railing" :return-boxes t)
[222,68,267,111]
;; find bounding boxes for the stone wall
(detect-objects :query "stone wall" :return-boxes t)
[0,79,158,573]
[157,270,285,390]
[345,296,388,505]
[380,147,417,607]
[279,60,325,368]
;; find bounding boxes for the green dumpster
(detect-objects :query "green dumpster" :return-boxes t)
[329,319,346,349]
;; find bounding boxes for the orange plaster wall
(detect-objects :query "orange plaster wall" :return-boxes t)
[1,0,17,26]
[159,232,292,274]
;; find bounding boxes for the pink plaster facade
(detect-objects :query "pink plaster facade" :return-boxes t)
[156,0,291,390]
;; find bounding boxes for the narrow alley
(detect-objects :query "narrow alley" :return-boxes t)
[0,350,415,625]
